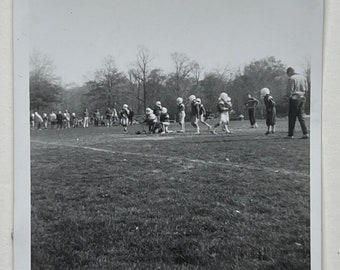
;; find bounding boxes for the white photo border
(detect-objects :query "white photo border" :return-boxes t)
[13,0,324,269]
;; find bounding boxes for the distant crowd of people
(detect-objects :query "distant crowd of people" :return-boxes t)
[30,107,134,130]
[30,67,309,139]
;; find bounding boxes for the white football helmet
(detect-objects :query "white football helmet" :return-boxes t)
[189,95,196,102]
[260,88,270,97]
[145,107,152,115]
[219,92,229,101]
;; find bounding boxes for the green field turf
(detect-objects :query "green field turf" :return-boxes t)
[31,118,310,270]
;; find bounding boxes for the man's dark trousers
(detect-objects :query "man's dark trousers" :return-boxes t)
[288,98,308,136]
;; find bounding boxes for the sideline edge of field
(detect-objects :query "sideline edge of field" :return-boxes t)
[31,140,309,179]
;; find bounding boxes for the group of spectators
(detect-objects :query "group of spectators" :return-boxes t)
[30,107,134,130]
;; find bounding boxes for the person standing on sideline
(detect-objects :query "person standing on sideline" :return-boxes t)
[65,110,71,128]
[245,93,259,128]
[49,110,57,129]
[35,112,43,130]
[285,67,309,139]
[42,113,48,129]
[56,111,63,129]
[105,107,113,127]
[83,108,89,128]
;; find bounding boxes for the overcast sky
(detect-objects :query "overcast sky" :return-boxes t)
[29,0,320,86]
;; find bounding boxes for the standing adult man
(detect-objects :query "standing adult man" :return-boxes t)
[83,108,89,128]
[285,67,309,139]
[105,107,113,127]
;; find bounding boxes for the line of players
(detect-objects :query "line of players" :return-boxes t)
[124,88,276,135]
[30,87,276,135]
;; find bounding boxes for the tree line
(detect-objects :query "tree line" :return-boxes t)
[30,48,311,119]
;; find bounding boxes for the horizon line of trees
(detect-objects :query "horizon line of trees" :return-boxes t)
[30,48,311,119]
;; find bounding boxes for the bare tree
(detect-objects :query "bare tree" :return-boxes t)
[128,68,143,114]
[29,50,63,111]
[171,52,194,96]
[94,55,126,107]
[134,47,153,110]
[191,61,203,90]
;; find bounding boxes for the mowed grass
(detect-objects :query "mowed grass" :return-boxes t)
[31,118,310,270]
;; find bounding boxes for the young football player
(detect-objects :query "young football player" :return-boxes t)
[153,101,162,122]
[260,88,276,135]
[160,107,171,133]
[119,104,130,133]
[189,95,200,134]
[245,93,259,128]
[143,107,157,133]
[176,97,186,132]
[211,92,232,134]
[196,98,212,130]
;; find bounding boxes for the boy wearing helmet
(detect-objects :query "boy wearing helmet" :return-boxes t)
[196,98,212,130]
[160,107,171,133]
[144,107,158,133]
[260,88,276,135]
[119,104,130,133]
[189,95,200,134]
[176,97,186,132]
[211,93,232,134]
[153,101,162,122]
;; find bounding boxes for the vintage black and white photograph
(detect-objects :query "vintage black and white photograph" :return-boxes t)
[27,0,323,268]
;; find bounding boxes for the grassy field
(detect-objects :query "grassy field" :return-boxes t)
[31,118,310,270]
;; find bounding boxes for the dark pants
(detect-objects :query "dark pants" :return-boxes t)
[288,98,308,136]
[248,108,256,125]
